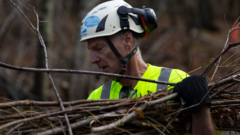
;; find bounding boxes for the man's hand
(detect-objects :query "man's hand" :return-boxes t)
[174,75,217,135]
[173,75,211,113]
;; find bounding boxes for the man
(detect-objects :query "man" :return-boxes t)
[80,0,217,134]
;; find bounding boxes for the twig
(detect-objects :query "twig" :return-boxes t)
[0,99,128,108]
[218,68,240,83]
[92,104,146,133]
[162,105,184,133]
[0,61,176,86]
[35,112,124,135]
[211,104,240,108]
[56,117,67,135]
[8,1,73,134]
[0,106,78,130]
[208,72,240,88]
[167,93,240,117]
[8,0,37,35]
[17,0,34,12]
[220,50,240,66]
[78,107,134,135]
[5,122,24,135]
[0,101,138,121]
[91,93,178,133]
[210,82,238,98]
[187,67,201,74]
[211,99,240,105]
[202,41,240,77]
[220,59,240,82]
[117,98,142,127]
[210,27,240,80]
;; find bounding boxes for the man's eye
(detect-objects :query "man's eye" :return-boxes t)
[97,48,102,51]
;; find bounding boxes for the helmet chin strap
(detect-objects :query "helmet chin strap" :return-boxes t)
[104,36,139,82]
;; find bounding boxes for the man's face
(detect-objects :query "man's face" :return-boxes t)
[87,37,126,75]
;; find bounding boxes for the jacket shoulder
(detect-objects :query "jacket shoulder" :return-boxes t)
[87,85,103,100]
[169,68,189,83]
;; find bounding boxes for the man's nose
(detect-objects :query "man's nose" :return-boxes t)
[91,52,100,64]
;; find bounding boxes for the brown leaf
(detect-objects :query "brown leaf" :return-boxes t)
[150,96,156,101]
[135,110,145,118]
[227,115,234,126]
[147,90,153,96]
[131,98,139,102]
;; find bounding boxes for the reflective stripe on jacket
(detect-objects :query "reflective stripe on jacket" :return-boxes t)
[88,64,189,100]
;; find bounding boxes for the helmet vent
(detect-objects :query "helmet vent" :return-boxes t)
[92,11,98,15]
[96,15,108,33]
[98,7,106,10]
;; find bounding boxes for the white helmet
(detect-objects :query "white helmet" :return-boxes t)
[81,0,158,81]
[80,0,144,42]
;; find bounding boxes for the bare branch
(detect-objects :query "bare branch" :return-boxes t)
[210,26,240,80]
[8,1,73,134]
[0,98,130,108]
[0,62,176,86]
[208,72,240,88]
[91,93,178,133]
[35,112,124,135]
[5,122,24,135]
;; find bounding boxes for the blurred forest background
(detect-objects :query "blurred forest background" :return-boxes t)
[0,0,239,101]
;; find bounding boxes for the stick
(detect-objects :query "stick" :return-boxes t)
[208,72,240,88]
[0,62,176,86]
[0,101,138,120]
[0,99,128,108]
[0,98,131,108]
[0,106,77,130]
[5,123,24,135]
[8,0,73,134]
[202,41,240,77]
[35,112,124,135]
[211,99,240,105]
[91,93,178,133]
[34,4,73,135]
[210,82,238,98]
[162,105,184,133]
[210,27,240,80]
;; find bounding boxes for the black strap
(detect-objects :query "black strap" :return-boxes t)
[104,37,139,65]
[104,37,123,61]
[104,36,139,81]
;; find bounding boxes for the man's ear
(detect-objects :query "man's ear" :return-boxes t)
[123,31,134,51]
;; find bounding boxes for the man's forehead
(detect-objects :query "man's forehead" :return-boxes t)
[87,37,105,49]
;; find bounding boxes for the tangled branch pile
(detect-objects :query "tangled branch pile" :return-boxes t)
[0,0,240,135]
[0,71,240,135]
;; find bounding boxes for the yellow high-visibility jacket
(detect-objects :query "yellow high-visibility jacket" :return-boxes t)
[87,63,221,135]
[88,64,189,100]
